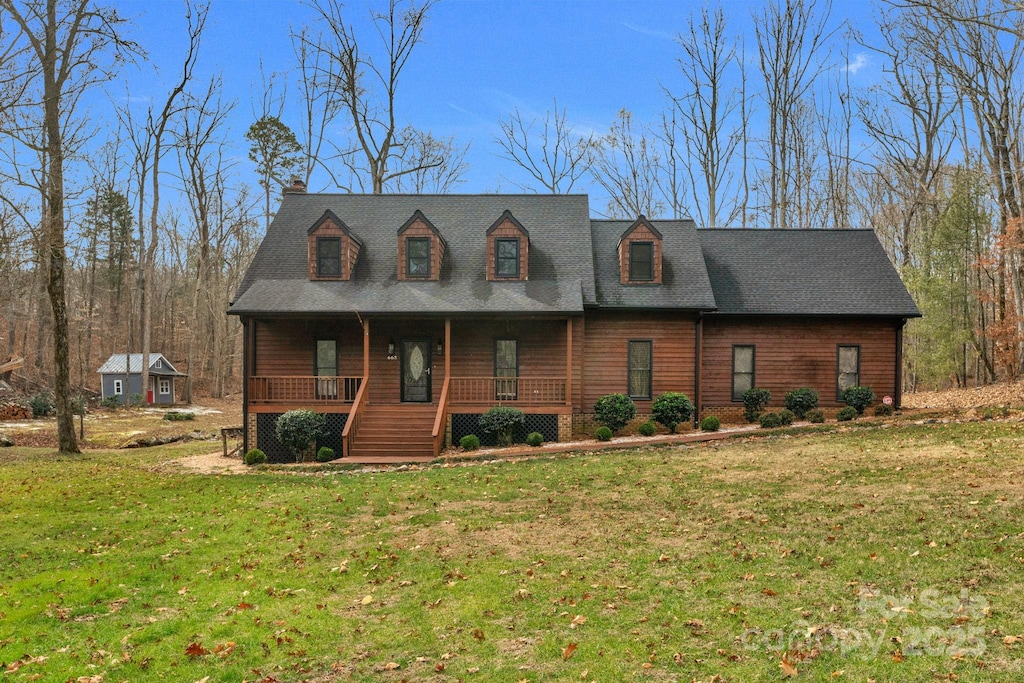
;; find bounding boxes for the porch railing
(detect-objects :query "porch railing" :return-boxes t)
[249,376,362,404]
[341,378,369,458]
[449,377,566,405]
[432,375,451,457]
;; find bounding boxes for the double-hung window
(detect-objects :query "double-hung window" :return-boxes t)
[315,339,339,399]
[158,378,171,395]
[629,242,654,282]
[316,237,341,277]
[732,345,755,401]
[837,345,860,400]
[406,237,431,278]
[113,379,123,396]
[627,340,652,400]
[495,238,520,278]
[495,339,518,400]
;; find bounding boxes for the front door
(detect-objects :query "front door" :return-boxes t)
[401,339,432,402]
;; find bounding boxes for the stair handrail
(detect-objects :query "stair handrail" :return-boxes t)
[341,378,369,458]
[431,375,451,457]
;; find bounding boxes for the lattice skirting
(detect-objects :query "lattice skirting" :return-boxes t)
[254,412,348,463]
[450,413,560,447]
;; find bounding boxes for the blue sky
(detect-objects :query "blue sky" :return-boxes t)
[115,0,883,212]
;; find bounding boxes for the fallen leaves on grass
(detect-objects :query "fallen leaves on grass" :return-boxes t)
[185,642,210,657]
[562,642,578,660]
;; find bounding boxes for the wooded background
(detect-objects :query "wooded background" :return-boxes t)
[1,0,1022,421]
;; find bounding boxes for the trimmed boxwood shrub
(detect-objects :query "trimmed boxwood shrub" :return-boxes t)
[594,394,636,432]
[759,412,782,429]
[842,386,875,415]
[778,408,795,426]
[638,421,656,436]
[243,448,267,466]
[874,403,894,417]
[784,388,819,419]
[275,409,327,462]
[316,446,335,462]
[806,409,826,423]
[595,426,613,441]
[651,392,694,432]
[460,434,480,451]
[479,406,525,446]
[743,387,772,423]
[700,415,721,432]
[526,431,544,447]
[837,406,858,422]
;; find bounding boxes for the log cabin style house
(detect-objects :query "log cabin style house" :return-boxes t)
[228,190,920,462]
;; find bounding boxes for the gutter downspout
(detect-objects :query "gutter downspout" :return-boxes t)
[694,312,703,426]
[242,317,250,454]
[896,319,905,409]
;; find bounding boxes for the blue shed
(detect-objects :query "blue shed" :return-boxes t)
[97,353,186,405]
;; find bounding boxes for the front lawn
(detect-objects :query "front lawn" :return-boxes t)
[1,421,1023,681]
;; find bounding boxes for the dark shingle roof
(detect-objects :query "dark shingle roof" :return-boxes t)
[590,219,716,310]
[698,229,921,317]
[230,194,595,315]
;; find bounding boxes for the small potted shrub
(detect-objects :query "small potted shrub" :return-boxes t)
[742,387,772,423]
[783,388,819,419]
[842,386,875,415]
[700,415,721,431]
[316,446,335,462]
[479,406,525,446]
[243,448,267,466]
[526,431,544,447]
[837,406,858,422]
[759,412,782,429]
[594,394,636,433]
[460,434,480,451]
[595,426,613,441]
[651,392,694,432]
[638,421,656,436]
[806,409,825,423]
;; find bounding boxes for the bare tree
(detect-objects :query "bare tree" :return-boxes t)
[495,101,594,193]
[754,0,835,228]
[589,109,665,219]
[0,0,136,453]
[301,0,460,193]
[291,24,343,188]
[392,127,469,193]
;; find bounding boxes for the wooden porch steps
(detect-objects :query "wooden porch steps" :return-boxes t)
[348,404,438,461]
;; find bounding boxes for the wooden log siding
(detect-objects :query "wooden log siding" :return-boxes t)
[486,219,528,281]
[253,319,364,377]
[700,317,899,409]
[582,311,698,411]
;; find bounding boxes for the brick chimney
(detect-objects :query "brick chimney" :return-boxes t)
[283,178,307,195]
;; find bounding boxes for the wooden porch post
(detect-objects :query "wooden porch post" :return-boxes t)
[444,317,451,380]
[566,317,573,407]
[363,318,370,400]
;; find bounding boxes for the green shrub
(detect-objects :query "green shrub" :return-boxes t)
[526,431,544,447]
[842,386,875,415]
[651,392,694,431]
[784,388,819,419]
[742,387,772,422]
[460,434,480,451]
[700,415,721,431]
[243,449,267,466]
[594,394,636,432]
[981,405,1009,419]
[29,393,54,418]
[163,411,195,421]
[100,395,121,409]
[778,408,795,426]
[638,421,656,436]
[479,406,525,446]
[806,409,825,423]
[129,393,144,406]
[759,412,782,429]
[316,446,335,462]
[837,406,858,422]
[275,409,327,462]
[874,403,894,417]
[595,426,613,441]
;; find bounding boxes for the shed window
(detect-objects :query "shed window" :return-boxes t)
[732,345,755,402]
[628,340,652,400]
[406,237,431,278]
[495,238,520,278]
[837,345,860,400]
[158,378,171,395]
[629,242,654,281]
[113,379,123,395]
[495,339,518,400]
[317,237,341,277]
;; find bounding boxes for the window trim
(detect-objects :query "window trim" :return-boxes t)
[113,379,123,395]
[316,236,342,278]
[406,236,431,279]
[732,344,755,402]
[158,378,171,395]
[494,237,520,278]
[627,339,653,400]
[494,338,519,400]
[837,344,861,401]
[629,241,654,282]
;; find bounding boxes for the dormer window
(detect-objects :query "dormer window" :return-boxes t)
[495,238,520,278]
[406,237,431,278]
[317,237,341,277]
[618,216,663,285]
[629,242,654,281]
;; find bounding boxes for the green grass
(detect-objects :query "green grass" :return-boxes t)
[2,422,1024,681]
